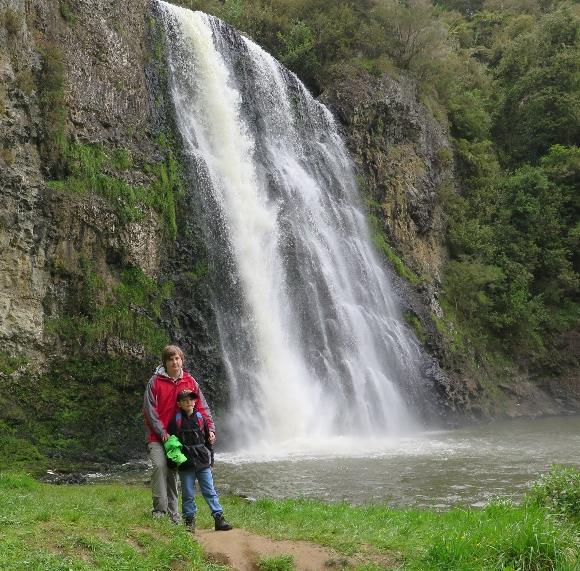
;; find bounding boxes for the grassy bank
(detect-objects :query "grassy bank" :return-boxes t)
[0,468,578,570]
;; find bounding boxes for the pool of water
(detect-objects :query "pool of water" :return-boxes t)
[94,416,580,508]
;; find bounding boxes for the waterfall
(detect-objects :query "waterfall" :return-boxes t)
[157,2,426,450]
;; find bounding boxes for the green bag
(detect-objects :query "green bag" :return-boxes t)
[163,434,187,466]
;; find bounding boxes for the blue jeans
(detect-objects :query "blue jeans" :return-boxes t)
[179,467,223,518]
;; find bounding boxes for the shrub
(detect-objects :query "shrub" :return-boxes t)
[257,554,295,571]
[0,472,38,490]
[527,464,580,522]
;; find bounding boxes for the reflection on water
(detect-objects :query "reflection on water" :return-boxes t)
[95,416,580,508]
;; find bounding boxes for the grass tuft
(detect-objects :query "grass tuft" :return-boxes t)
[0,472,38,490]
[257,554,295,570]
[527,464,580,522]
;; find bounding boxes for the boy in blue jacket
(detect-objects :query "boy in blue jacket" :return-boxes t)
[167,389,232,532]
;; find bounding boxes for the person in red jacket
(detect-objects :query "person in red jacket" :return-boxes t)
[143,344,216,522]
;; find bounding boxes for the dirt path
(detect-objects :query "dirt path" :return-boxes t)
[196,528,354,570]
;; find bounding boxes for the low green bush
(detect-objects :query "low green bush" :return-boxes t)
[257,554,295,571]
[527,464,580,522]
[0,471,38,490]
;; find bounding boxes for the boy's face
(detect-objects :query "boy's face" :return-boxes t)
[165,353,183,378]
[178,396,195,414]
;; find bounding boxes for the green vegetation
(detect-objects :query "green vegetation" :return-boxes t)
[47,259,171,356]
[446,143,580,363]
[48,143,183,239]
[0,357,149,470]
[15,68,35,95]
[0,473,217,570]
[185,260,212,284]
[258,554,295,571]
[367,209,422,286]
[0,352,26,375]
[59,0,76,23]
[0,466,578,570]
[0,423,45,472]
[527,465,580,522]
[404,311,427,344]
[19,260,174,464]
[36,136,185,451]
[38,43,68,178]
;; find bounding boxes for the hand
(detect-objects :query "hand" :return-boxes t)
[208,431,216,445]
[161,432,170,443]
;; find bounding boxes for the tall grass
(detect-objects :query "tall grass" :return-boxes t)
[0,466,577,570]
[0,472,223,571]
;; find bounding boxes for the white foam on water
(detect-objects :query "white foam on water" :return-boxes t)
[215,430,476,464]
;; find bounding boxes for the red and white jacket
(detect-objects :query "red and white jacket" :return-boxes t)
[142,366,215,444]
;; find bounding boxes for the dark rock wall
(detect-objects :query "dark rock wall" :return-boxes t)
[1,0,46,359]
[0,0,226,467]
[322,71,451,283]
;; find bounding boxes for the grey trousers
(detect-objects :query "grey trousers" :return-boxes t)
[147,441,179,518]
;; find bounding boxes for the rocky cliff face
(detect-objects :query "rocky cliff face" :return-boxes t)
[0,0,226,468]
[322,71,450,284]
[1,0,158,359]
[1,0,45,360]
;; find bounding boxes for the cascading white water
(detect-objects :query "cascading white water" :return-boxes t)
[157,2,427,451]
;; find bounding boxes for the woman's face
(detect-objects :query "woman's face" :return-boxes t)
[165,353,183,378]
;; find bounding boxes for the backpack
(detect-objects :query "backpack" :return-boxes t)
[171,411,214,468]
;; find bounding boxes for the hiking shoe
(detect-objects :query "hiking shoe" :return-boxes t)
[185,516,196,532]
[213,513,233,531]
[169,512,182,525]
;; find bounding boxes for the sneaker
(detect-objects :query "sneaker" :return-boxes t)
[213,512,233,531]
[185,516,196,532]
[169,513,182,525]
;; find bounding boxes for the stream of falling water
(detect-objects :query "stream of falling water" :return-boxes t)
[157,2,429,450]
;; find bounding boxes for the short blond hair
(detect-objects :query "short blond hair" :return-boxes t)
[161,345,184,368]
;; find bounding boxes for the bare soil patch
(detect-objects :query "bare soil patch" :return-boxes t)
[196,528,354,570]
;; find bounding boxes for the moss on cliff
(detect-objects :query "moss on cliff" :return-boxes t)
[38,42,68,178]
[366,203,422,286]
[0,357,149,470]
[47,259,172,356]
[48,142,183,240]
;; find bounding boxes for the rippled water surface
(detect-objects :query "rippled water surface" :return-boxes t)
[211,416,580,508]
[98,416,579,508]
